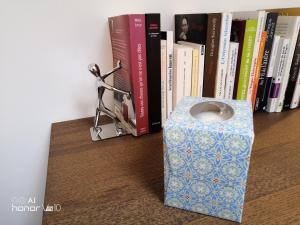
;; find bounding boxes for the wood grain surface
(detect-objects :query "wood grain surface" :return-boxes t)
[43,109,300,225]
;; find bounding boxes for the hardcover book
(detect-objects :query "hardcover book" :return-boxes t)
[251,31,267,110]
[215,13,233,98]
[161,31,174,118]
[274,16,300,112]
[230,20,246,99]
[172,44,193,107]
[175,13,216,97]
[145,13,161,133]
[204,13,221,97]
[290,70,300,108]
[232,11,266,101]
[161,40,167,126]
[224,42,239,99]
[178,41,205,97]
[108,14,149,136]
[266,38,290,112]
[283,29,300,109]
[236,19,257,100]
[254,13,279,111]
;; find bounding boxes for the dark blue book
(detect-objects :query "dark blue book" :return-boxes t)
[283,30,300,109]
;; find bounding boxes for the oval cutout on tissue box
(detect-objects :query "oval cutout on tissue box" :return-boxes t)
[190,101,234,122]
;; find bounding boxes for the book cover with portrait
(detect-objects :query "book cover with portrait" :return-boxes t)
[175,14,208,44]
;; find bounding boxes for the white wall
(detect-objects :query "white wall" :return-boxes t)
[0,0,299,224]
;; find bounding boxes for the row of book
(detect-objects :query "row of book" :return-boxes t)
[169,9,300,117]
[108,8,300,136]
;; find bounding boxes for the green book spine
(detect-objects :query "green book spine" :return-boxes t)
[237,19,257,100]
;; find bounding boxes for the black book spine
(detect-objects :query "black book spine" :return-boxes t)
[254,13,278,111]
[145,14,162,133]
[283,31,300,109]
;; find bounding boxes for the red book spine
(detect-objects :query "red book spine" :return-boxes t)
[128,15,149,135]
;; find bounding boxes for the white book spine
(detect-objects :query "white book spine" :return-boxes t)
[166,31,174,117]
[173,46,184,107]
[225,42,239,99]
[215,13,232,98]
[183,48,193,97]
[266,38,290,112]
[160,40,167,126]
[275,16,300,112]
[291,69,300,108]
[247,11,266,100]
[266,35,281,79]
[198,45,205,97]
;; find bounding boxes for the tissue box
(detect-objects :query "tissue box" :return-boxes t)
[163,97,254,223]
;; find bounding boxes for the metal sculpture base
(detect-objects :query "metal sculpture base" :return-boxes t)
[87,60,132,142]
[90,122,128,141]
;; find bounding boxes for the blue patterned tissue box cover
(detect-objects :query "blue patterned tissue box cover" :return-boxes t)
[163,97,254,222]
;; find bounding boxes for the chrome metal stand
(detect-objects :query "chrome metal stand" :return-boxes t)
[88,61,131,141]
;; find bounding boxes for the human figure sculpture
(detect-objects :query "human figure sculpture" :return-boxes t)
[88,60,131,138]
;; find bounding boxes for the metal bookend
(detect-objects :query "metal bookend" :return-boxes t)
[88,60,131,141]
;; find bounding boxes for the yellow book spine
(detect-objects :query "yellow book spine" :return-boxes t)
[191,49,199,96]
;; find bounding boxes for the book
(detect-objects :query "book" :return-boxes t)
[283,29,300,109]
[265,36,281,82]
[178,41,205,96]
[274,16,300,112]
[203,13,221,97]
[236,19,257,100]
[172,44,193,107]
[251,31,268,109]
[175,14,208,44]
[254,13,279,111]
[230,20,246,99]
[290,69,300,108]
[161,31,174,118]
[215,13,233,98]
[224,42,239,99]
[145,14,161,133]
[191,47,199,96]
[266,38,290,112]
[108,14,149,136]
[161,40,167,126]
[178,42,199,96]
[232,11,267,101]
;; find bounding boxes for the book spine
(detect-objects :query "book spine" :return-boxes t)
[275,17,300,112]
[266,38,290,112]
[198,45,205,97]
[183,48,193,97]
[215,13,232,98]
[247,11,266,101]
[256,35,280,110]
[160,40,167,126]
[251,31,267,110]
[290,70,300,108]
[191,49,199,96]
[254,13,278,111]
[128,15,149,135]
[145,14,161,133]
[237,19,257,100]
[283,30,300,109]
[166,31,174,117]
[231,21,246,99]
[225,42,239,99]
[203,13,221,97]
[172,47,183,107]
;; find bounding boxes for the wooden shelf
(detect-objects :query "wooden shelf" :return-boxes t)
[43,109,300,225]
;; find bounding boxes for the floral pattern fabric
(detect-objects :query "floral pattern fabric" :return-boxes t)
[163,97,254,223]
